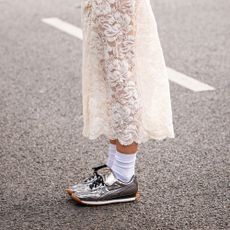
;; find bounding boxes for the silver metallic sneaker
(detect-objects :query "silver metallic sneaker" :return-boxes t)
[66,164,108,196]
[71,167,140,205]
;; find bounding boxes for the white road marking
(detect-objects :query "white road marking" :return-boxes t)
[41,17,215,92]
[42,17,83,39]
[167,68,215,92]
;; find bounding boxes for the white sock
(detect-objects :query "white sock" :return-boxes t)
[106,143,116,168]
[111,150,137,183]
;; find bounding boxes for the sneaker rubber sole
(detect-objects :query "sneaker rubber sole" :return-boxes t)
[66,188,73,196]
[70,191,141,206]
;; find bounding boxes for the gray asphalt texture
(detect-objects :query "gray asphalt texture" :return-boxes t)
[0,0,229,229]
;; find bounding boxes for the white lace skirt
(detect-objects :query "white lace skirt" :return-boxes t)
[80,0,175,145]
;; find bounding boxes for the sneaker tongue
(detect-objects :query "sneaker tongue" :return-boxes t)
[104,172,117,186]
[97,167,117,186]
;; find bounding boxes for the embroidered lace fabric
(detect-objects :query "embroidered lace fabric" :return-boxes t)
[81,0,175,145]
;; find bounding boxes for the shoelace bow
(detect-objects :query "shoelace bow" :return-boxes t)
[83,172,97,183]
[84,164,107,182]
[83,164,107,188]
[89,175,104,189]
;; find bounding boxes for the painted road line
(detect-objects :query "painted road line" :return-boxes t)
[41,17,215,92]
[167,68,215,92]
[42,17,83,39]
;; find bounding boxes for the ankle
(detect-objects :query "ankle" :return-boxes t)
[111,150,137,183]
[116,140,138,154]
[106,143,116,168]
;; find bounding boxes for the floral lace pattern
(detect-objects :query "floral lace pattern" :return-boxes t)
[91,0,143,145]
[81,0,175,145]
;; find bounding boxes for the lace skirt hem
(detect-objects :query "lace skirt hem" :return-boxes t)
[82,128,175,146]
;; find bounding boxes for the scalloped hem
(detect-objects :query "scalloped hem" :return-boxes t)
[82,129,175,146]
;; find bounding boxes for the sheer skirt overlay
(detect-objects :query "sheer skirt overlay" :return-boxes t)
[81,0,175,145]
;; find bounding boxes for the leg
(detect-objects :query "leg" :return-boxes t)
[116,140,138,154]
[109,139,116,145]
[109,139,138,183]
[110,139,138,154]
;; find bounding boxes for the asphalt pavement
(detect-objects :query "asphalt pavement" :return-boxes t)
[0,0,229,229]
